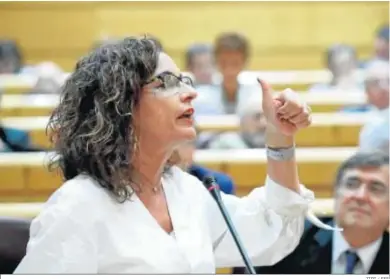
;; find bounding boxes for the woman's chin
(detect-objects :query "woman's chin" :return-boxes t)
[175,126,197,141]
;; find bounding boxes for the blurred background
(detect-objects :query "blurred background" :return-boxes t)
[0,1,388,275]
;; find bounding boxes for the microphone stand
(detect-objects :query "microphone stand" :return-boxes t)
[203,176,256,274]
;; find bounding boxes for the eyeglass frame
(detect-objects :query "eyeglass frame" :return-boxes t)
[143,71,195,97]
[338,175,389,199]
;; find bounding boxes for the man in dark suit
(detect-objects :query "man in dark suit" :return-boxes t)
[234,151,389,274]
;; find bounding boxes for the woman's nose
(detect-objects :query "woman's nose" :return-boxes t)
[180,88,198,102]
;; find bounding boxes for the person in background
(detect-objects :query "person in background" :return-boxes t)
[309,44,363,93]
[194,32,259,116]
[207,94,267,149]
[0,40,23,74]
[169,140,235,194]
[235,151,389,274]
[185,43,214,86]
[0,40,63,76]
[361,25,389,67]
[374,25,389,61]
[28,62,64,94]
[359,60,389,153]
[0,90,45,152]
[372,25,389,62]
[0,90,31,152]
[0,124,31,152]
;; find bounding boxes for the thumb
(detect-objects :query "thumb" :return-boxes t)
[257,78,272,99]
[257,78,281,109]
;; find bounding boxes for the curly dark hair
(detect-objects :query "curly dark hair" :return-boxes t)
[47,37,161,202]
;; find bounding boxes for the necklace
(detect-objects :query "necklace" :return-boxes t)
[130,180,162,194]
[129,168,162,194]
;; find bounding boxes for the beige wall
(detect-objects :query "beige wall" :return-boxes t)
[0,1,388,71]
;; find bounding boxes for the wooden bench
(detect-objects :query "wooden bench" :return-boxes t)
[0,69,364,94]
[196,112,371,147]
[195,147,357,197]
[0,148,357,202]
[0,91,366,117]
[1,113,370,148]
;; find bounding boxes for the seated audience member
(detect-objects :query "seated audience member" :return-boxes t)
[28,62,64,94]
[170,140,235,194]
[207,95,266,149]
[0,40,61,76]
[234,151,389,275]
[309,44,363,93]
[361,25,389,67]
[359,60,389,153]
[194,32,259,115]
[0,124,31,152]
[185,43,214,86]
[0,91,29,152]
[0,40,23,74]
[0,92,43,152]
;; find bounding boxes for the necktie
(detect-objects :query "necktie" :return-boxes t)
[345,250,360,274]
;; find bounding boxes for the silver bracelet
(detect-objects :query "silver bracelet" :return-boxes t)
[266,146,295,161]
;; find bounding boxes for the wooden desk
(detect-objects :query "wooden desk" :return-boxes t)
[0,69,364,94]
[0,148,357,201]
[0,152,61,202]
[196,147,357,197]
[198,112,371,147]
[0,94,58,117]
[0,92,366,117]
[1,113,369,148]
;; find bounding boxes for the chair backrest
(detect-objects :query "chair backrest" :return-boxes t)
[0,216,31,274]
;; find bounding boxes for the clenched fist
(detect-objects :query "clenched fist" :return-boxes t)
[258,78,312,136]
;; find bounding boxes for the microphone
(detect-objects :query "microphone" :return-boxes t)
[203,175,256,274]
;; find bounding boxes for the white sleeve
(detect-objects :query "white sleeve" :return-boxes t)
[13,196,99,273]
[203,176,315,268]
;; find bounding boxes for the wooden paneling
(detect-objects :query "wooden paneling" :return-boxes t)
[0,2,97,71]
[0,2,388,70]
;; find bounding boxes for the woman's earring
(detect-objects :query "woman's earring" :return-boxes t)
[133,136,139,153]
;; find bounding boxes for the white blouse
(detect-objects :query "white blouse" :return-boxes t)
[15,166,317,274]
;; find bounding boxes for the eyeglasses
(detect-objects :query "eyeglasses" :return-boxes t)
[145,71,194,97]
[365,79,388,89]
[340,176,389,199]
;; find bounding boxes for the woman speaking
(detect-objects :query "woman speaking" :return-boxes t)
[15,37,325,274]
